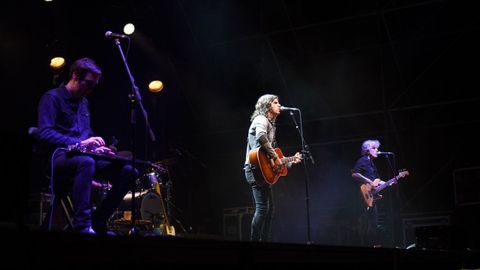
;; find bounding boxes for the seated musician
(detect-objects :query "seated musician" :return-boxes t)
[37,57,137,235]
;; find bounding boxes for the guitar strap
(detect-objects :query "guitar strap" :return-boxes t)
[370,160,379,179]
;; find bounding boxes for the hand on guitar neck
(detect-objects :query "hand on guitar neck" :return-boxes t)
[273,151,302,169]
[291,152,303,164]
[370,178,384,188]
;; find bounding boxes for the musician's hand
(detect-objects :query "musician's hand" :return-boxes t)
[81,136,106,148]
[91,180,112,189]
[292,152,303,164]
[94,146,115,155]
[372,178,381,188]
[274,157,283,167]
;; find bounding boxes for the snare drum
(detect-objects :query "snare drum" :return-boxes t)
[140,170,162,190]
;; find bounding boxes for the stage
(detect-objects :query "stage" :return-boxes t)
[2,224,478,269]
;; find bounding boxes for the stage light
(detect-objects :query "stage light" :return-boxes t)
[123,23,135,35]
[50,57,65,70]
[148,80,164,92]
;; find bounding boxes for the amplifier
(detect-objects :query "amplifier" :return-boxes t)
[223,207,254,241]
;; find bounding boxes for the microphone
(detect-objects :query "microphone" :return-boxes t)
[378,151,394,155]
[105,31,129,39]
[280,106,300,111]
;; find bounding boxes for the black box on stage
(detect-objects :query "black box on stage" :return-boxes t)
[453,167,480,206]
[402,215,450,248]
[223,207,254,241]
[25,192,52,226]
[415,225,465,250]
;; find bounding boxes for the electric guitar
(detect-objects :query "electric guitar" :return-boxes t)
[154,181,175,236]
[360,170,409,209]
[248,147,301,186]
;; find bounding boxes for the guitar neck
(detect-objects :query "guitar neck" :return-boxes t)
[155,183,171,226]
[281,156,296,163]
[374,176,398,194]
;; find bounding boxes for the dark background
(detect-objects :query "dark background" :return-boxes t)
[1,0,479,248]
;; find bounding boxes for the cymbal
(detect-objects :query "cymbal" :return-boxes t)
[154,158,178,166]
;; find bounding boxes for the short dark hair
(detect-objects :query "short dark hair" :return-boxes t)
[69,57,102,80]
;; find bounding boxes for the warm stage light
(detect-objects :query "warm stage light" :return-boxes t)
[50,57,65,70]
[123,23,135,35]
[148,80,164,92]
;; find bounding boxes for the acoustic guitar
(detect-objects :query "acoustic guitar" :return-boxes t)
[248,147,300,186]
[360,170,409,209]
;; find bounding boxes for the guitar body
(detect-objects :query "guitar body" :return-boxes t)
[249,147,288,186]
[359,184,383,209]
[360,184,374,208]
[359,170,409,209]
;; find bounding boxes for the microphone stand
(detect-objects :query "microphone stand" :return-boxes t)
[112,38,157,235]
[287,110,314,244]
[384,153,398,247]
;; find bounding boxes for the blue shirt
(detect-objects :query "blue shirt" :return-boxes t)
[351,155,379,185]
[37,86,93,152]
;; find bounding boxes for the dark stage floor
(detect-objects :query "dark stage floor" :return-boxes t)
[2,223,478,269]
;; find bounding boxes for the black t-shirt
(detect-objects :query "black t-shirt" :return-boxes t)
[351,155,379,185]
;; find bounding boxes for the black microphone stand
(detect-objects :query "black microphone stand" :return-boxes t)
[287,110,315,244]
[384,153,398,247]
[112,37,157,235]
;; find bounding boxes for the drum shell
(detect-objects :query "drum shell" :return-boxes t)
[140,191,165,225]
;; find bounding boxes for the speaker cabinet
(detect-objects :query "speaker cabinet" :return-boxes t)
[453,167,480,206]
[223,207,254,241]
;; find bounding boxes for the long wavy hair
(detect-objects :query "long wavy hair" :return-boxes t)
[250,94,279,121]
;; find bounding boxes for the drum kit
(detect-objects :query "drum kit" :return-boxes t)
[109,159,177,235]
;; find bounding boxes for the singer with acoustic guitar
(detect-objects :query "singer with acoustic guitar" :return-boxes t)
[351,139,410,247]
[243,94,302,242]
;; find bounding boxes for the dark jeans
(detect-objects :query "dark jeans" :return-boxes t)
[244,165,274,241]
[53,151,136,231]
[358,204,380,247]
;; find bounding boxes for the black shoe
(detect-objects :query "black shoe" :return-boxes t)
[91,222,116,236]
[75,226,96,235]
[92,210,117,236]
[92,225,117,236]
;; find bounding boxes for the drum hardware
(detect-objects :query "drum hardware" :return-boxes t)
[109,164,174,235]
[122,190,150,201]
